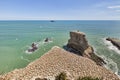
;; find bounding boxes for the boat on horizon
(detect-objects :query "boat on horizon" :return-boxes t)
[50,20,55,22]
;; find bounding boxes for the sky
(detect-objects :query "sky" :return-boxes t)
[0,0,120,20]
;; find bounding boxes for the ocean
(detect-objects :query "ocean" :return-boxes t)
[0,20,120,76]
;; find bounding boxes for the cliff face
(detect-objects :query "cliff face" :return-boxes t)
[67,31,89,54]
[67,31,106,66]
[0,46,119,80]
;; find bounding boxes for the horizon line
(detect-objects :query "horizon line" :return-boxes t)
[0,19,120,21]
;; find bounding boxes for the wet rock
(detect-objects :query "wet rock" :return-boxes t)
[106,37,120,50]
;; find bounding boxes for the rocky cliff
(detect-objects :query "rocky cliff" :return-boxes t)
[106,37,120,50]
[67,31,106,66]
[67,31,89,54]
[0,46,119,80]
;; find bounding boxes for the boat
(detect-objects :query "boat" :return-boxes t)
[50,20,55,22]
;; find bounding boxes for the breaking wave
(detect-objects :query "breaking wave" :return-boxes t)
[100,55,119,75]
[25,38,53,54]
[103,38,120,55]
[21,56,30,62]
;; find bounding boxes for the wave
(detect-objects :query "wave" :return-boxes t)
[21,56,30,62]
[15,38,18,40]
[102,38,120,55]
[25,50,33,54]
[43,37,53,44]
[43,40,53,44]
[25,38,53,54]
[100,55,119,75]
[25,42,39,54]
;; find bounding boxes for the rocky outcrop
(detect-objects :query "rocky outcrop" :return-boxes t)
[67,31,89,54]
[0,46,119,80]
[67,31,106,66]
[106,37,120,50]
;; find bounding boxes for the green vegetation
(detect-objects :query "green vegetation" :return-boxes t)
[77,76,101,80]
[55,72,67,80]
[55,72,101,80]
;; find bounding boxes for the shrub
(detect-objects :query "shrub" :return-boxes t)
[77,76,101,80]
[55,72,101,80]
[55,72,67,80]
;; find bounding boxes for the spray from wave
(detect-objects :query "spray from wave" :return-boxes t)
[103,38,120,55]
[100,55,119,75]
[25,38,53,54]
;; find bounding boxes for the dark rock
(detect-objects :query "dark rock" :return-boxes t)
[106,37,120,50]
[44,38,49,42]
[35,77,48,80]
[44,38,52,43]
[27,43,38,53]
[67,31,89,55]
[66,31,106,66]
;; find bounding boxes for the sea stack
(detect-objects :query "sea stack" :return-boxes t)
[67,31,89,54]
[67,31,106,66]
[106,37,120,50]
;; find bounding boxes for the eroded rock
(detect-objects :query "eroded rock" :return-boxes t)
[67,31,106,66]
[67,31,89,55]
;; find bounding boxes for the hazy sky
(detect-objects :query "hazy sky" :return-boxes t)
[0,0,120,20]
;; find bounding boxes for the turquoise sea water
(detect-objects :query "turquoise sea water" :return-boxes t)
[0,20,120,75]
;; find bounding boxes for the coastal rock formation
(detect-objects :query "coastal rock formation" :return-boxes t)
[0,46,119,80]
[106,37,120,50]
[67,31,89,54]
[67,31,106,66]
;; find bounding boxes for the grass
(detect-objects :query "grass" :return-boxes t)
[55,72,67,80]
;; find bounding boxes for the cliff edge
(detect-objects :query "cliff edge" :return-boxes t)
[0,46,119,80]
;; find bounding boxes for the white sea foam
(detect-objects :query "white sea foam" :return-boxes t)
[43,37,53,44]
[25,42,39,54]
[100,55,119,75]
[103,38,120,55]
[21,56,30,62]
[15,38,18,40]
[25,37,53,54]
[25,50,33,54]
[43,40,53,44]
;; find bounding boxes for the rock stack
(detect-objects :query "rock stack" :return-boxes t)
[67,31,89,54]
[67,31,106,66]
